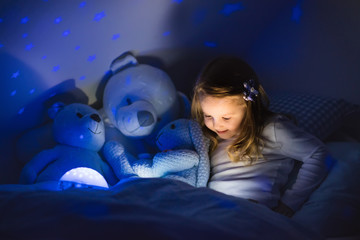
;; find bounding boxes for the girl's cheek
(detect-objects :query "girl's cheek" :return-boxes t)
[204,120,212,129]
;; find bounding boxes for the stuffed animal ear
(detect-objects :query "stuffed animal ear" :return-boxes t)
[48,102,65,119]
[189,120,210,187]
[110,51,138,75]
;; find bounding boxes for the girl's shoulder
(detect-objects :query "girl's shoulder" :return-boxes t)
[263,114,300,139]
[264,113,296,128]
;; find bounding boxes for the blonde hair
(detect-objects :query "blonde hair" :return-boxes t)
[191,56,273,164]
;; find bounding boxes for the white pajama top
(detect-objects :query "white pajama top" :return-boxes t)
[207,114,330,211]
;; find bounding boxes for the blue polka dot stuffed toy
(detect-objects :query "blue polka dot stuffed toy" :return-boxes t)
[104,119,210,187]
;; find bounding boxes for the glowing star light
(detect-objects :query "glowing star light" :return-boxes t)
[79,1,86,8]
[11,70,20,78]
[62,29,71,36]
[162,31,171,36]
[25,43,34,51]
[93,11,105,22]
[54,17,62,24]
[112,33,120,40]
[292,3,302,23]
[59,167,109,189]
[204,41,217,48]
[52,65,60,72]
[220,3,244,16]
[21,17,29,24]
[88,55,96,62]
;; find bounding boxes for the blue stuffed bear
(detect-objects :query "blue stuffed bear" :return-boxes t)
[103,119,210,187]
[19,102,118,190]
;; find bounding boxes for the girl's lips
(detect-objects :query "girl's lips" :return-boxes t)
[216,130,228,134]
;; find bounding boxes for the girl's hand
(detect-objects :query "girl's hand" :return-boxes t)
[272,201,295,217]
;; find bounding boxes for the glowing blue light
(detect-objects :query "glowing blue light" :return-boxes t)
[75,45,80,50]
[172,0,183,3]
[80,134,84,139]
[79,1,86,8]
[220,3,244,16]
[0,18,3,23]
[62,29,71,36]
[112,33,120,40]
[204,41,217,48]
[54,17,62,24]
[79,75,86,80]
[18,107,25,115]
[88,55,96,62]
[10,90,16,96]
[11,71,20,78]
[22,33,28,38]
[292,3,302,23]
[94,11,106,22]
[59,167,109,189]
[21,17,29,24]
[25,43,34,51]
[29,88,35,94]
[52,65,60,72]
[162,31,171,36]
[0,44,3,48]
[42,55,47,59]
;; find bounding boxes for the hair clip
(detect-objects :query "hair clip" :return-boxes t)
[243,79,258,102]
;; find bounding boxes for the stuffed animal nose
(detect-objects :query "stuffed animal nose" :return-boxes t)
[137,111,154,127]
[90,114,101,123]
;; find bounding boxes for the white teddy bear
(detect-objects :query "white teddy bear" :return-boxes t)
[101,51,190,158]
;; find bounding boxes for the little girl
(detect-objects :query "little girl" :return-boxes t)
[191,56,330,217]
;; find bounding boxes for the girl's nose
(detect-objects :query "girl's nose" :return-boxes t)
[213,118,222,129]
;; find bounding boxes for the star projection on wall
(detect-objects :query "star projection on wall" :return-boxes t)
[62,29,71,37]
[220,3,244,16]
[88,55,96,62]
[112,34,120,40]
[21,17,29,24]
[25,43,34,51]
[0,0,304,117]
[204,41,217,48]
[52,65,60,72]
[93,11,106,22]
[292,1,303,23]
[11,71,20,79]
[54,17,62,24]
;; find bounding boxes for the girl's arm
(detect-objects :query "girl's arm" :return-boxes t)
[273,116,333,212]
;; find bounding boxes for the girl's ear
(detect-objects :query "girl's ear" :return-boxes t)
[48,102,65,119]
[189,120,210,187]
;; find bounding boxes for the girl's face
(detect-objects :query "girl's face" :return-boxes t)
[200,95,246,140]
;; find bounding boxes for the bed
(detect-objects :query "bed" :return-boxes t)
[1,92,359,240]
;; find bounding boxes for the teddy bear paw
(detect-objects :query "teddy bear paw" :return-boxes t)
[104,140,125,154]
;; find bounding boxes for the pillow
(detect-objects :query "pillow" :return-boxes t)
[292,142,360,238]
[269,92,360,140]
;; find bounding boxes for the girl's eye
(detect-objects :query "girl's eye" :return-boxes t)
[223,117,231,121]
[204,115,212,119]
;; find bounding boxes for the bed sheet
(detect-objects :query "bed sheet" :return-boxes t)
[1,141,359,240]
[0,178,320,240]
